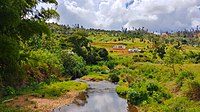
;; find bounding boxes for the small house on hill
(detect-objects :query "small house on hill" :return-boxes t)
[128,48,141,52]
[113,45,126,49]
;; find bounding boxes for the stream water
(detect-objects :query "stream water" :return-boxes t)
[52,80,137,112]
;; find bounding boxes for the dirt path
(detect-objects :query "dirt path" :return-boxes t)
[6,91,79,112]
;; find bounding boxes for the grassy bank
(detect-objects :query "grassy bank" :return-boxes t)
[33,81,88,98]
[80,72,109,81]
[0,81,88,112]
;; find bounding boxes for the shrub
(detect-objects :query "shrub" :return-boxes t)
[61,52,88,79]
[127,82,171,105]
[101,70,108,74]
[109,73,119,82]
[29,49,63,71]
[83,47,108,64]
[176,71,195,89]
[45,75,59,85]
[2,86,16,96]
[106,60,115,70]
[86,65,101,72]
[147,83,159,92]
[132,54,152,62]
[127,89,148,105]
[185,51,200,63]
[0,36,24,87]
[184,80,200,101]
[148,97,200,112]
[156,97,200,112]
[178,71,195,81]
[97,48,108,60]
[116,86,129,96]
[25,49,63,82]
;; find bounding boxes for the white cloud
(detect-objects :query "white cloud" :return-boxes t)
[54,0,200,31]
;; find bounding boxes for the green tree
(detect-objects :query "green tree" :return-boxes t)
[86,47,108,64]
[97,48,108,60]
[0,36,22,87]
[61,52,87,79]
[66,30,90,57]
[0,0,59,87]
[163,47,183,75]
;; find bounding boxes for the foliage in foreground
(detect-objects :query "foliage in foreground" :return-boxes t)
[0,103,26,112]
[0,0,59,88]
[182,79,200,101]
[148,97,200,112]
[112,62,200,111]
[127,82,171,105]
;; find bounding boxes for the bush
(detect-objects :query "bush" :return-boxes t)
[106,60,115,70]
[116,86,129,96]
[178,71,195,81]
[86,65,101,72]
[151,97,200,112]
[84,47,108,64]
[2,86,16,96]
[45,75,59,85]
[25,49,63,82]
[147,83,159,92]
[61,52,88,79]
[109,73,119,82]
[132,54,152,62]
[127,82,171,105]
[185,51,200,63]
[29,49,63,71]
[101,70,108,74]
[97,48,108,60]
[184,80,200,101]
[127,89,148,105]
[0,36,24,87]
[176,71,195,89]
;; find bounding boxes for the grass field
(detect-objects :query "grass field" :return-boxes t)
[89,40,200,111]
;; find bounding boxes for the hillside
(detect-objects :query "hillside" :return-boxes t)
[1,23,200,111]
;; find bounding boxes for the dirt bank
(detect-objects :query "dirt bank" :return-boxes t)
[6,91,80,112]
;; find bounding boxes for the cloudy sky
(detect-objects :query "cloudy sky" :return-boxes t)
[50,0,200,31]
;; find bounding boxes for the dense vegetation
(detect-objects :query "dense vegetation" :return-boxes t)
[74,25,200,111]
[0,0,200,111]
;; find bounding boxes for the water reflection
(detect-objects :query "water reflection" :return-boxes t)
[52,80,138,112]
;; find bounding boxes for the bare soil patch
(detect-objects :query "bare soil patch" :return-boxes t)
[6,91,79,112]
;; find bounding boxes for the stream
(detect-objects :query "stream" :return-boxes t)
[52,80,137,112]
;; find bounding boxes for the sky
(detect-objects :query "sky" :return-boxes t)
[48,0,200,32]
